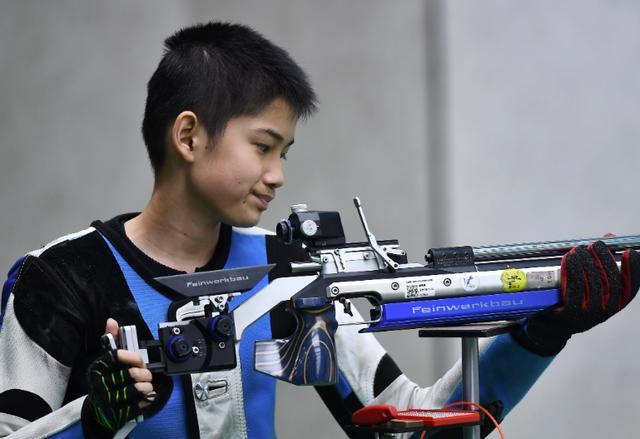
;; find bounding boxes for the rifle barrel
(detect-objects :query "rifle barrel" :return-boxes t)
[472,234,640,262]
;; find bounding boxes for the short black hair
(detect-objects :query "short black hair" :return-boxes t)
[141,22,317,174]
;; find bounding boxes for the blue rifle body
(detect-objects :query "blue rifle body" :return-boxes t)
[368,289,560,331]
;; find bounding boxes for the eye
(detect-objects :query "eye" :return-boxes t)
[256,143,269,153]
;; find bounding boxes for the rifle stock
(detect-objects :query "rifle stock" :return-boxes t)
[254,302,337,386]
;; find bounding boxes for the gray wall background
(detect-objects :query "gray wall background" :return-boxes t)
[2,1,640,437]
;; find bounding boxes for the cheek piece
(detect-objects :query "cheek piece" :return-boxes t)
[81,344,145,437]
[512,240,640,356]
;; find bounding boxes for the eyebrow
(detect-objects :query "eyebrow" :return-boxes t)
[256,128,295,147]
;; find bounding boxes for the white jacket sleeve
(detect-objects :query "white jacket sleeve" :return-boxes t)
[334,301,554,417]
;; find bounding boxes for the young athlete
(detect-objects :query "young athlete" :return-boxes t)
[1,21,639,439]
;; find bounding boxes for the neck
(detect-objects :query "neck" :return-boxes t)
[125,186,221,273]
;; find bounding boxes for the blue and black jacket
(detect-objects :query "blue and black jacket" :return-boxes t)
[0,214,554,438]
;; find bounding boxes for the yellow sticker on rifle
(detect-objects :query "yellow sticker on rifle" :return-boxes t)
[501,269,527,292]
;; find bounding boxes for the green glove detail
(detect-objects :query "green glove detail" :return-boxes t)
[81,348,145,437]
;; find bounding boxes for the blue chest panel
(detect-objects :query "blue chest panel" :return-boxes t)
[103,230,275,439]
[102,237,190,439]
[223,231,275,439]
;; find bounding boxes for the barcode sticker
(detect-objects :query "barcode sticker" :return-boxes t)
[404,278,436,299]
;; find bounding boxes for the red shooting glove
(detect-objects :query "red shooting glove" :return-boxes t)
[513,241,640,356]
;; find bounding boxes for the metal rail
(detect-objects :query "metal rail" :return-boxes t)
[472,234,640,262]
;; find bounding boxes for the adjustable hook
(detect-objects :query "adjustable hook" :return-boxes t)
[353,197,399,272]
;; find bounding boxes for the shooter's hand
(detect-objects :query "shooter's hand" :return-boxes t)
[81,318,155,437]
[515,241,640,356]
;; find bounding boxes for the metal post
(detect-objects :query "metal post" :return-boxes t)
[462,337,481,439]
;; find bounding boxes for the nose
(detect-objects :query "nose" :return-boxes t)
[263,156,285,189]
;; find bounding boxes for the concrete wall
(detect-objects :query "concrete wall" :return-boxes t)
[2,1,639,437]
[445,2,640,437]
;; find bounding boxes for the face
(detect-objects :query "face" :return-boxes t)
[188,98,297,227]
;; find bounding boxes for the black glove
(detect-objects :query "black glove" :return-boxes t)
[81,347,146,438]
[513,241,640,356]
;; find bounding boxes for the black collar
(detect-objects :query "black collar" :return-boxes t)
[91,213,232,299]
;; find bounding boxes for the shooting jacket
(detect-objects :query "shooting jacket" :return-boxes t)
[0,214,554,438]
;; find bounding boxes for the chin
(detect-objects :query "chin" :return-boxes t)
[228,214,261,228]
[221,204,265,228]
[235,219,260,228]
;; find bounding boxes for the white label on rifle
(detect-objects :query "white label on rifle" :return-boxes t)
[405,278,436,298]
[526,270,556,289]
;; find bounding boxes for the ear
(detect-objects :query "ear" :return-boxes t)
[170,111,207,163]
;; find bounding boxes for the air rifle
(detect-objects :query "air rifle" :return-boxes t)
[113,198,640,388]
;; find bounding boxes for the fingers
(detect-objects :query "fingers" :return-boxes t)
[133,381,154,395]
[90,350,120,376]
[91,349,151,384]
[114,383,145,405]
[588,241,622,313]
[98,365,155,400]
[128,367,154,403]
[577,242,639,314]
[104,318,119,343]
[116,349,146,369]
[89,356,155,403]
[128,366,152,384]
[577,245,603,312]
[133,378,156,410]
[560,246,590,310]
[102,320,146,370]
[106,367,135,388]
[620,249,640,308]
[138,390,157,410]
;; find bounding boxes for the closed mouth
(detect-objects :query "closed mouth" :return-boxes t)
[252,192,274,209]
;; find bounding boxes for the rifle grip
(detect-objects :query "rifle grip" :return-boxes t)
[254,301,338,386]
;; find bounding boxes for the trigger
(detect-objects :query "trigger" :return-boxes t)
[339,297,353,317]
